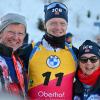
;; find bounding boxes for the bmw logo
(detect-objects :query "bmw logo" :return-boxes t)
[46,55,60,68]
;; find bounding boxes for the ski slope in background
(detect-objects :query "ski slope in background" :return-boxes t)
[0,0,100,47]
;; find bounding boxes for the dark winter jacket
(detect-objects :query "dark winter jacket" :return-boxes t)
[0,44,27,96]
[73,76,100,100]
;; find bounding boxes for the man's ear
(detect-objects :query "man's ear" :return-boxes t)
[0,33,3,42]
[44,23,46,30]
[44,23,47,33]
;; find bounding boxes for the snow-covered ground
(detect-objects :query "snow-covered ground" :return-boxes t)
[0,0,100,47]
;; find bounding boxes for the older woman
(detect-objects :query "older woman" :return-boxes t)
[73,40,100,100]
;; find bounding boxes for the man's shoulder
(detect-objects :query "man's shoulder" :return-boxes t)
[0,43,13,57]
[31,41,41,48]
[16,43,32,57]
[72,46,79,57]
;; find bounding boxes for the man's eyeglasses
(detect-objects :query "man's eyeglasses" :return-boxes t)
[79,56,99,63]
[5,30,25,37]
[44,2,68,11]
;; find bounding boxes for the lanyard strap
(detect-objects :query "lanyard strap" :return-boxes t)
[12,53,26,97]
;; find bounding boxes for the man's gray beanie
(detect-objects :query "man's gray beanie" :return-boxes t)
[0,13,27,32]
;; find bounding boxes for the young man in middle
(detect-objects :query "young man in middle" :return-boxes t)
[18,2,76,100]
